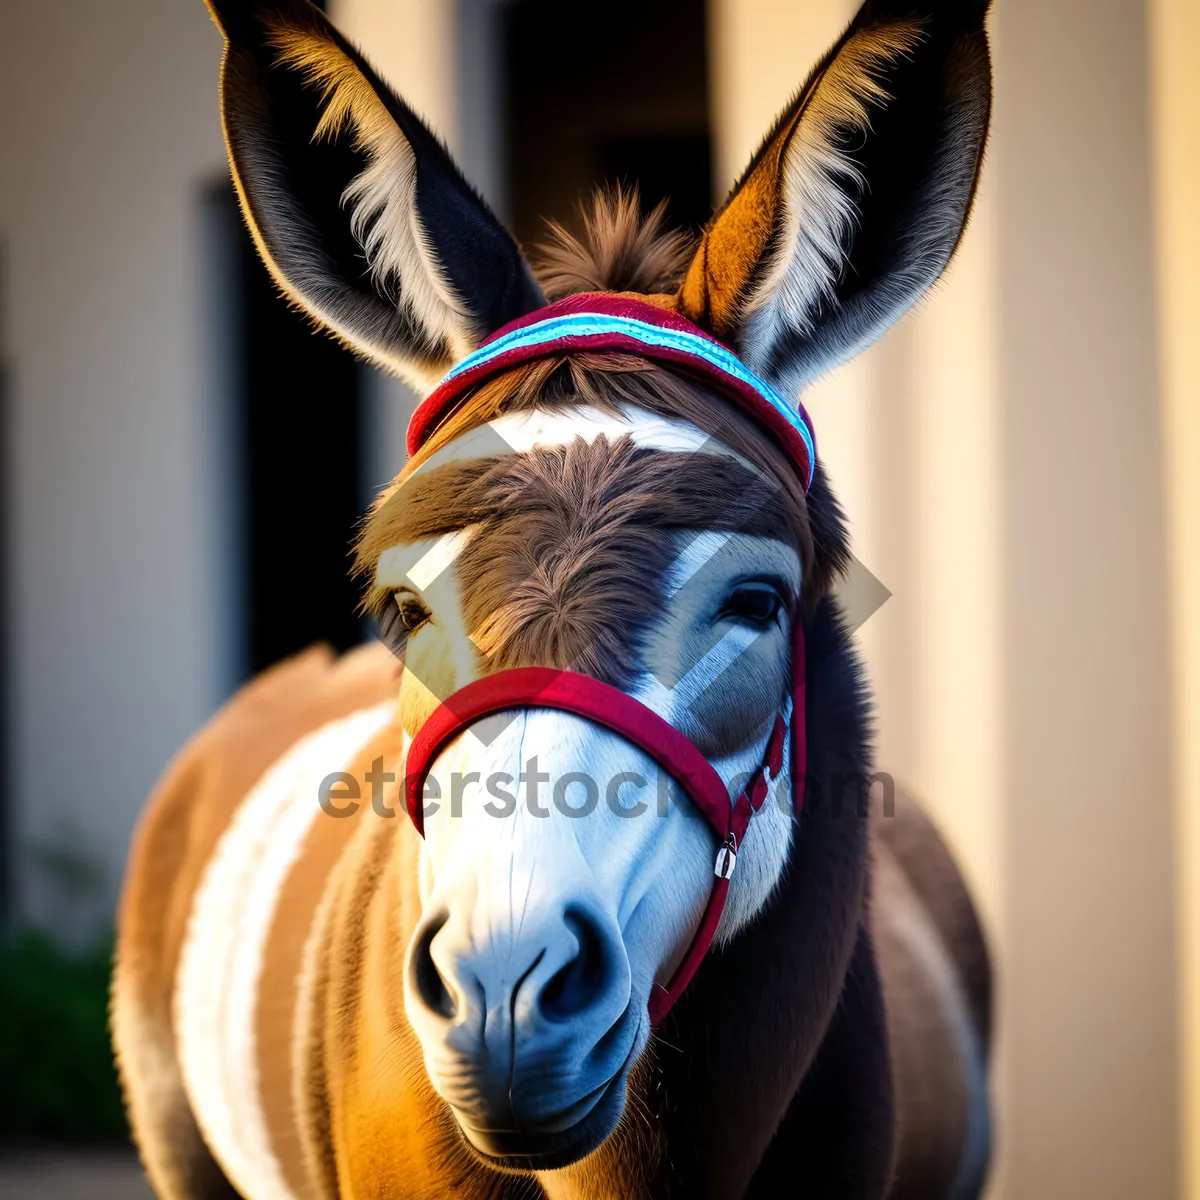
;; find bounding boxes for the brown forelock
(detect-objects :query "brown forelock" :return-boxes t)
[360,435,800,688]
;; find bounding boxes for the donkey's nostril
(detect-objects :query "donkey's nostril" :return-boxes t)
[411,912,455,1019]
[540,908,612,1020]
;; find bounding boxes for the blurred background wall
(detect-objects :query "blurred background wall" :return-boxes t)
[0,0,234,943]
[0,0,1197,1195]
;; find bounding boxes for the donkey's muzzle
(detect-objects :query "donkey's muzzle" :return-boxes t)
[405,891,639,1163]
[450,1067,631,1170]
[407,901,624,1026]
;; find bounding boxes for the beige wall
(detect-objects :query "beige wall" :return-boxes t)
[711,0,1177,1194]
[995,2,1174,1195]
[0,0,229,934]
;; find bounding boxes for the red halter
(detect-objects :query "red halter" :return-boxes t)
[399,295,813,1025]
[403,630,806,1025]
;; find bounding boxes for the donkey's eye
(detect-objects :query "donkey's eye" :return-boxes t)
[394,592,432,634]
[719,582,785,630]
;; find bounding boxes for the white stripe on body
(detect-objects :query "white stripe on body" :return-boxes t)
[174,701,395,1200]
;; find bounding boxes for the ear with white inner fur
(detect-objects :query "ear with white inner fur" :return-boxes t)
[205,0,544,389]
[678,0,992,397]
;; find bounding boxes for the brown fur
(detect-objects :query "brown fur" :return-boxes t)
[874,791,992,1046]
[111,643,399,1200]
[255,732,398,1200]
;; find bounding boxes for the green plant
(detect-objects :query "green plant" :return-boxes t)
[0,928,128,1141]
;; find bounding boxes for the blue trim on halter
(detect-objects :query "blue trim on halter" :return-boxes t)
[442,312,817,486]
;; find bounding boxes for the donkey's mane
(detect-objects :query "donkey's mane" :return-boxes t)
[534,188,695,300]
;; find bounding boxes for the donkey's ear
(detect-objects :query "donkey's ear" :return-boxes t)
[679,0,991,395]
[205,0,543,388]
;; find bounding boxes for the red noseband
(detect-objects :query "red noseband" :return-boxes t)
[402,628,807,1025]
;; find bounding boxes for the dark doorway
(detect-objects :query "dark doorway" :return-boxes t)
[502,0,712,248]
[211,184,365,677]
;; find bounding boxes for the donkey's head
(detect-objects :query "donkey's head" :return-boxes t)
[208,0,990,1172]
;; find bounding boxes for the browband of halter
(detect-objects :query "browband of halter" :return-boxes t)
[407,293,818,492]
[402,629,807,1026]
[400,292,814,1025]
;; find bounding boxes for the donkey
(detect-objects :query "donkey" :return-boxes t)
[113,0,994,1197]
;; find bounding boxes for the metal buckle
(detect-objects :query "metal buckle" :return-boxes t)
[714,835,737,880]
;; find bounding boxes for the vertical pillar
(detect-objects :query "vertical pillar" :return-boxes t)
[1149,0,1200,1194]
[994,0,1175,1193]
[330,0,459,148]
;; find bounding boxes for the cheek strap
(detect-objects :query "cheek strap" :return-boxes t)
[402,626,807,1025]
